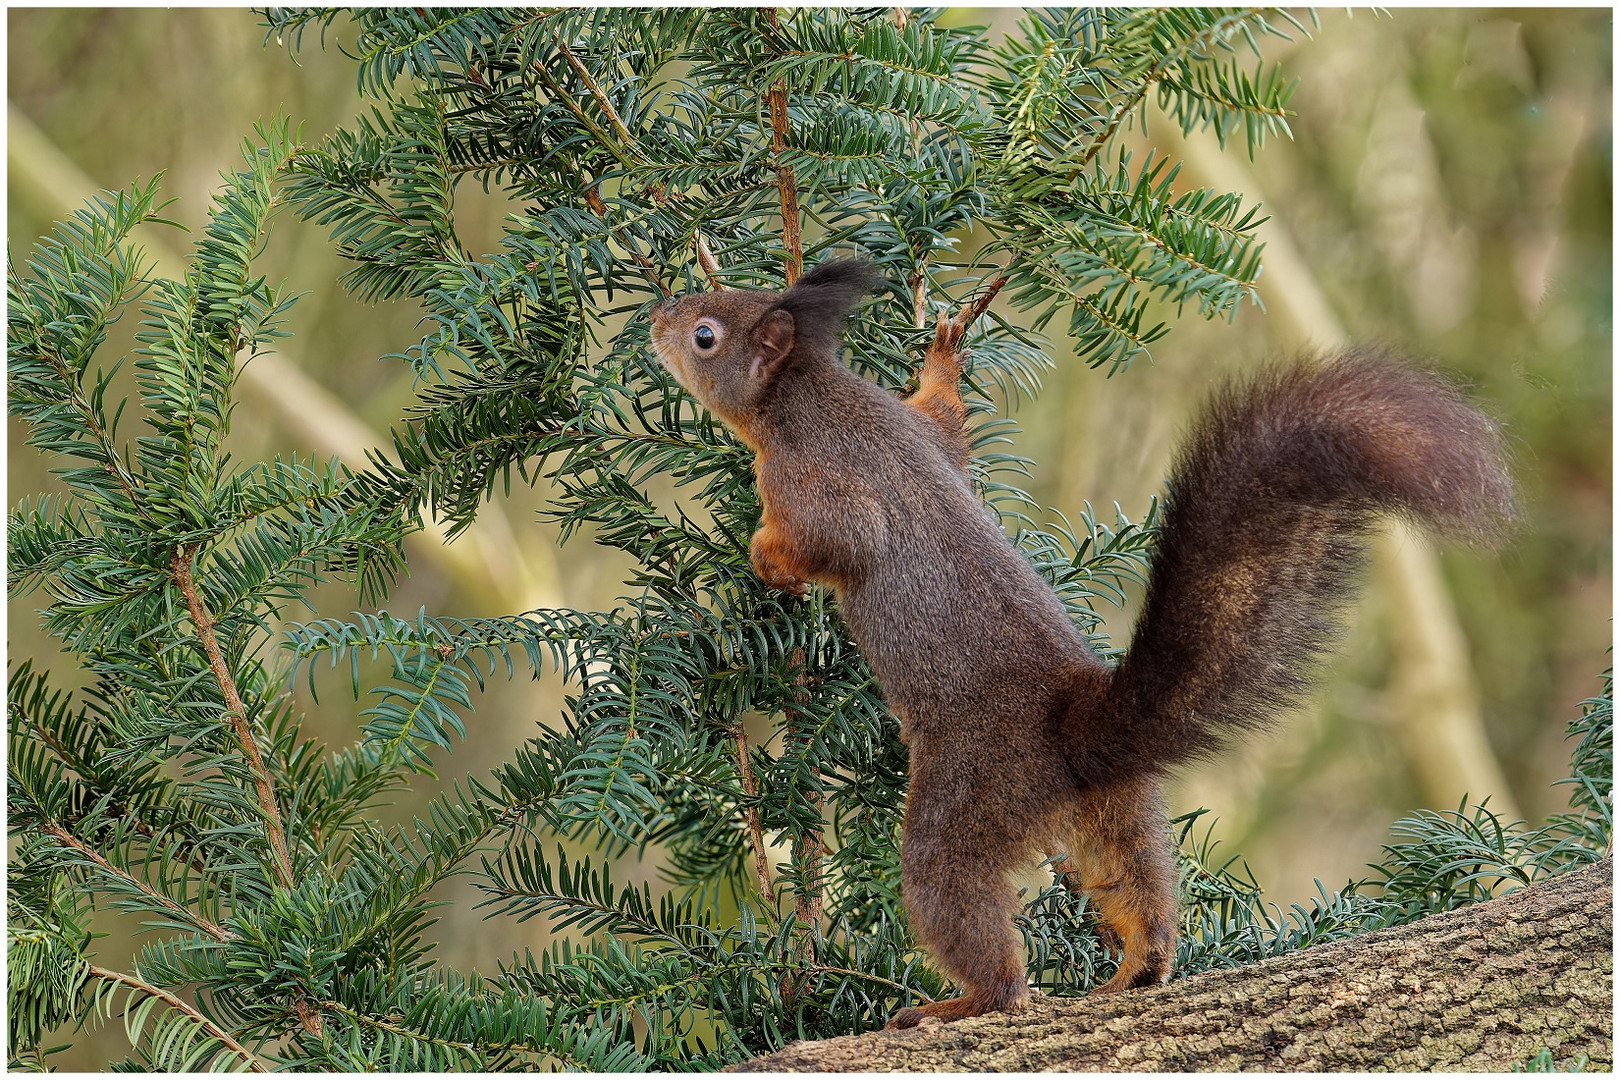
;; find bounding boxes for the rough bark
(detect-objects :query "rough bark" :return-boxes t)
[739,859,1612,1072]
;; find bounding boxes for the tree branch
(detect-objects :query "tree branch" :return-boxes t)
[695,233,726,290]
[87,963,267,1072]
[582,186,671,298]
[528,59,636,173]
[763,9,803,284]
[786,648,823,949]
[739,859,1612,1072]
[767,81,803,286]
[733,722,775,904]
[169,544,323,1037]
[949,267,1013,338]
[515,47,669,299]
[555,37,637,148]
[40,824,235,942]
[169,545,294,888]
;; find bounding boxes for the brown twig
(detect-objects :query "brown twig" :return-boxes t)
[734,722,775,903]
[695,233,727,290]
[809,963,932,1001]
[41,823,235,942]
[170,546,293,889]
[87,963,267,1072]
[528,59,634,172]
[766,82,803,285]
[526,50,669,298]
[785,648,824,951]
[555,36,636,148]
[763,10,804,284]
[524,42,676,300]
[170,545,322,1037]
[914,261,1019,382]
[908,267,929,330]
[582,187,672,298]
[950,265,1015,338]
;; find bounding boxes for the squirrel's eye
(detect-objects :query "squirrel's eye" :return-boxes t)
[693,325,716,351]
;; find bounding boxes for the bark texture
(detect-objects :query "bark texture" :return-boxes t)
[740,859,1612,1072]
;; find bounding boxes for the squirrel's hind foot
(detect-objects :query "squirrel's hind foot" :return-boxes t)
[885,983,1030,1030]
[1089,952,1171,996]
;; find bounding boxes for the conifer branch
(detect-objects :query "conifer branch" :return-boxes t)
[519,45,669,296]
[315,997,562,1065]
[39,348,151,521]
[86,964,267,1072]
[169,544,324,1038]
[787,649,824,951]
[40,824,235,942]
[5,101,556,612]
[1047,849,1084,891]
[763,9,804,285]
[6,704,208,877]
[555,37,637,149]
[582,186,671,298]
[695,233,726,289]
[528,61,635,174]
[1072,9,1265,176]
[733,722,775,904]
[811,964,931,1001]
[950,264,1016,337]
[169,544,295,890]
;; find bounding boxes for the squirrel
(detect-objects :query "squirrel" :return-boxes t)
[647,257,1515,1029]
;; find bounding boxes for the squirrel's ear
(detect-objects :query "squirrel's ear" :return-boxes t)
[749,309,796,381]
[770,258,881,359]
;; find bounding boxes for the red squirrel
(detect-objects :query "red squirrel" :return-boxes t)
[647,258,1514,1028]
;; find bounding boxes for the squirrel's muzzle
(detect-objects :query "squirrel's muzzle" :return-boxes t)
[650,297,678,328]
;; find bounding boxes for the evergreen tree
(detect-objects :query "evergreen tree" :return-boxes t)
[8,8,1609,1070]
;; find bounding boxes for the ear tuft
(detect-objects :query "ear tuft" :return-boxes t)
[788,257,884,305]
[767,258,882,358]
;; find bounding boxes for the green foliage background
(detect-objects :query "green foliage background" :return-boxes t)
[6,7,1610,1071]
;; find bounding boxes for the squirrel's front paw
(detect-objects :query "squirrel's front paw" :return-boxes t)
[756,567,808,597]
[749,531,810,597]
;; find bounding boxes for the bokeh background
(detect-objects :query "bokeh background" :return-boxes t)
[9,8,1611,1069]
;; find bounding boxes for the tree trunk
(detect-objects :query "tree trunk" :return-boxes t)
[740,860,1612,1072]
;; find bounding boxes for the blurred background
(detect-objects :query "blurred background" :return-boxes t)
[9,8,1610,1069]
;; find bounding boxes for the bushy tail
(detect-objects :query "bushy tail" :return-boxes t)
[1066,349,1516,781]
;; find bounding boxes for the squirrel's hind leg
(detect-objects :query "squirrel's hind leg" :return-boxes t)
[901,310,971,472]
[887,798,1030,1029]
[1062,774,1179,995]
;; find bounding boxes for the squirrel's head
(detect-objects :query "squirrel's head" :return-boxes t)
[649,258,881,432]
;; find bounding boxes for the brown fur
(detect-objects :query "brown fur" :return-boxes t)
[647,259,1515,1029]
